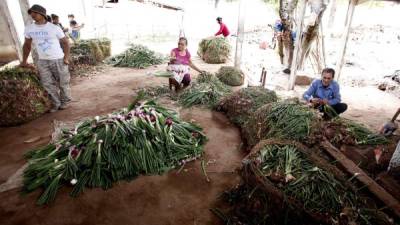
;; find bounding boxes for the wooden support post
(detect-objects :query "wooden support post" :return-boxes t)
[215,0,220,9]
[327,0,337,28]
[18,0,31,25]
[287,0,307,90]
[321,140,400,217]
[234,0,245,69]
[1,0,23,62]
[260,67,265,82]
[179,8,185,37]
[335,0,357,82]
[262,70,267,87]
[19,0,39,66]
[319,23,326,68]
[81,0,87,17]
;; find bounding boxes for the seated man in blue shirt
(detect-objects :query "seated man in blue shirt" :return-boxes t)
[303,68,348,119]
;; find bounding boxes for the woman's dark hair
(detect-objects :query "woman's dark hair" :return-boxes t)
[216,17,222,22]
[70,20,77,26]
[46,15,52,22]
[179,37,188,45]
[322,68,335,78]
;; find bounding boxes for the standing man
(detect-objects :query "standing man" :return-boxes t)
[303,68,348,119]
[20,4,71,112]
[215,17,230,38]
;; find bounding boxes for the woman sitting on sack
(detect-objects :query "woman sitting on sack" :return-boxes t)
[168,37,204,92]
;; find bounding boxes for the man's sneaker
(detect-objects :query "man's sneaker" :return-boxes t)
[59,103,70,110]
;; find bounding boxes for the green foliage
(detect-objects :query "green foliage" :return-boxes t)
[106,44,166,68]
[216,66,244,86]
[242,101,316,147]
[335,118,388,145]
[264,101,316,141]
[259,144,348,215]
[179,72,231,108]
[23,100,207,204]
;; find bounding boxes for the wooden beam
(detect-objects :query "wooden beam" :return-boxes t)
[321,140,400,217]
[18,0,31,25]
[327,0,337,28]
[234,0,245,69]
[18,0,39,66]
[335,0,357,81]
[319,22,326,68]
[81,0,87,17]
[1,0,23,62]
[287,0,307,90]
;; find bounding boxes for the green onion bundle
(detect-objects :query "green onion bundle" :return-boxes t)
[264,101,316,141]
[23,100,206,205]
[179,72,231,108]
[259,145,348,214]
[337,118,388,145]
[106,44,166,68]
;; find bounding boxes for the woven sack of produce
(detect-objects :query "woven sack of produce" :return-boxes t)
[197,37,231,64]
[216,66,244,86]
[70,38,111,65]
[0,68,51,126]
[217,87,277,126]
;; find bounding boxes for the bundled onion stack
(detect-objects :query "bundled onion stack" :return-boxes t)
[23,98,207,204]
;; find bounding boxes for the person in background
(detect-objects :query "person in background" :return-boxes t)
[20,4,72,112]
[69,20,84,42]
[46,15,52,23]
[168,37,204,92]
[215,17,230,38]
[303,68,348,119]
[51,14,68,32]
[274,19,297,74]
[68,14,74,22]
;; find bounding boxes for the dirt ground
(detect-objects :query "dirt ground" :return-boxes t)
[0,56,399,224]
[0,61,246,225]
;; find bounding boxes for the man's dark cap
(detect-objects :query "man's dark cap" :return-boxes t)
[28,4,47,18]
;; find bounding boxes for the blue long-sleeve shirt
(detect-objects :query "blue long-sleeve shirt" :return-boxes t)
[303,79,341,105]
